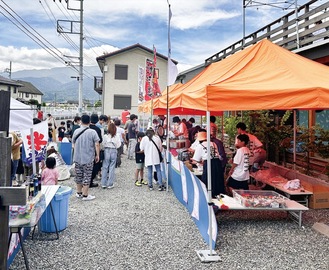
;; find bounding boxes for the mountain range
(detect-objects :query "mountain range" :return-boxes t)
[11,66,102,103]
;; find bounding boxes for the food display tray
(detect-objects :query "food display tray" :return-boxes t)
[232,190,287,208]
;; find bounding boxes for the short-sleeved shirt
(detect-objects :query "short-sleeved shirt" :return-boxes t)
[231,146,250,181]
[116,126,125,143]
[72,127,100,164]
[127,122,137,139]
[10,132,21,160]
[58,126,66,138]
[192,141,219,162]
[235,132,263,164]
[135,142,145,164]
[41,168,59,185]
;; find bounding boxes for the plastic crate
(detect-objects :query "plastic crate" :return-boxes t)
[232,189,287,208]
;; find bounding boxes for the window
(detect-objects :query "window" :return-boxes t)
[13,87,17,94]
[115,65,128,80]
[113,95,131,109]
[25,93,29,98]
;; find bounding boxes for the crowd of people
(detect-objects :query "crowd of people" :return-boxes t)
[10,110,267,202]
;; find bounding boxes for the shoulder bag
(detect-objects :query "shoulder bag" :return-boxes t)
[151,139,163,163]
[74,127,89,142]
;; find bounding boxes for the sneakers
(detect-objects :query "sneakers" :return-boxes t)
[149,186,153,191]
[141,179,148,185]
[76,193,83,198]
[135,180,142,187]
[107,185,114,189]
[82,194,95,201]
[158,185,165,191]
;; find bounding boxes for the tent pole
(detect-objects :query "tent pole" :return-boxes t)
[30,128,36,175]
[196,111,221,262]
[166,85,170,192]
[293,109,297,170]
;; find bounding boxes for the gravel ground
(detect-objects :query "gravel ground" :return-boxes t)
[9,156,329,270]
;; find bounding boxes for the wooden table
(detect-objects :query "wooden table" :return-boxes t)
[213,194,309,227]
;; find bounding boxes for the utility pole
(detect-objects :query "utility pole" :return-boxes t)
[4,61,12,79]
[56,0,84,113]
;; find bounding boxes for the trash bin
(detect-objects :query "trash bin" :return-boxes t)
[39,186,72,233]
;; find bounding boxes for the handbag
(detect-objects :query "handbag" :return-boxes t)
[151,139,163,163]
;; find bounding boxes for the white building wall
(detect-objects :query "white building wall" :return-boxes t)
[103,48,168,117]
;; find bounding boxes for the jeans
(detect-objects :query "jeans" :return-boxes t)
[160,161,166,181]
[128,138,137,159]
[11,159,19,181]
[101,148,117,187]
[147,164,162,187]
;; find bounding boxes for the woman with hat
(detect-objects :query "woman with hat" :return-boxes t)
[191,130,225,198]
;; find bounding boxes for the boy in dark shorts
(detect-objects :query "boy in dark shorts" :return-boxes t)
[227,134,251,193]
[134,132,147,186]
[58,121,66,141]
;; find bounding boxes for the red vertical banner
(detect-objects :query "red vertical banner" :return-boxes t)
[152,46,162,98]
[144,58,153,101]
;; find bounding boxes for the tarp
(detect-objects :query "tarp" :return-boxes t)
[138,83,223,116]
[168,39,329,112]
[9,98,33,132]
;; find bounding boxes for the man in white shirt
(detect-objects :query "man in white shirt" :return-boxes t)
[235,122,266,169]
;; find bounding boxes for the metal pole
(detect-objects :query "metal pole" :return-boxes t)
[0,132,11,270]
[293,109,297,170]
[78,0,84,113]
[242,0,246,47]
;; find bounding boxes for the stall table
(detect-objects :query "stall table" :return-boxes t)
[250,172,313,207]
[8,185,59,270]
[213,193,309,227]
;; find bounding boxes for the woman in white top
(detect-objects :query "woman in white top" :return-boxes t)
[140,127,164,191]
[191,130,225,198]
[101,122,121,188]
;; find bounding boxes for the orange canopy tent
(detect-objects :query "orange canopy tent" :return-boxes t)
[168,39,329,112]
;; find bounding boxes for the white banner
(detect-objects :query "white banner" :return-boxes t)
[21,121,48,165]
[138,65,145,104]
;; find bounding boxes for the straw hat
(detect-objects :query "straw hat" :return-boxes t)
[197,131,207,141]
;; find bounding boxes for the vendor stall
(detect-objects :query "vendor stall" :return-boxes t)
[139,39,329,261]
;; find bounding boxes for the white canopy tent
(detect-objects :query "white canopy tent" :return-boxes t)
[9,98,33,132]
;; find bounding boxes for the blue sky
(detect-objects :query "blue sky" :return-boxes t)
[0,0,309,74]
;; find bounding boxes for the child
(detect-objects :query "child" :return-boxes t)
[134,132,147,186]
[48,123,53,142]
[58,121,66,142]
[227,134,251,193]
[41,156,59,185]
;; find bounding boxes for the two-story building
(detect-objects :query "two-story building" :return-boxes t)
[95,44,177,117]
[0,75,22,97]
[15,80,43,104]
[0,75,43,104]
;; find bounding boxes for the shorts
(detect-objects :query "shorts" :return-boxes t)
[136,163,144,170]
[74,161,94,186]
[227,177,249,190]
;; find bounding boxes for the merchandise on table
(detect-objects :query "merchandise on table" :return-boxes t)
[9,193,46,226]
[233,190,287,208]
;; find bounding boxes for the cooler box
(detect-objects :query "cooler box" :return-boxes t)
[39,186,72,233]
[58,142,73,165]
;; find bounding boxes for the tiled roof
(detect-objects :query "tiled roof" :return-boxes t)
[16,80,43,95]
[0,75,23,86]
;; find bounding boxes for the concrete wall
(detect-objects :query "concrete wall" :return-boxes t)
[103,48,168,117]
